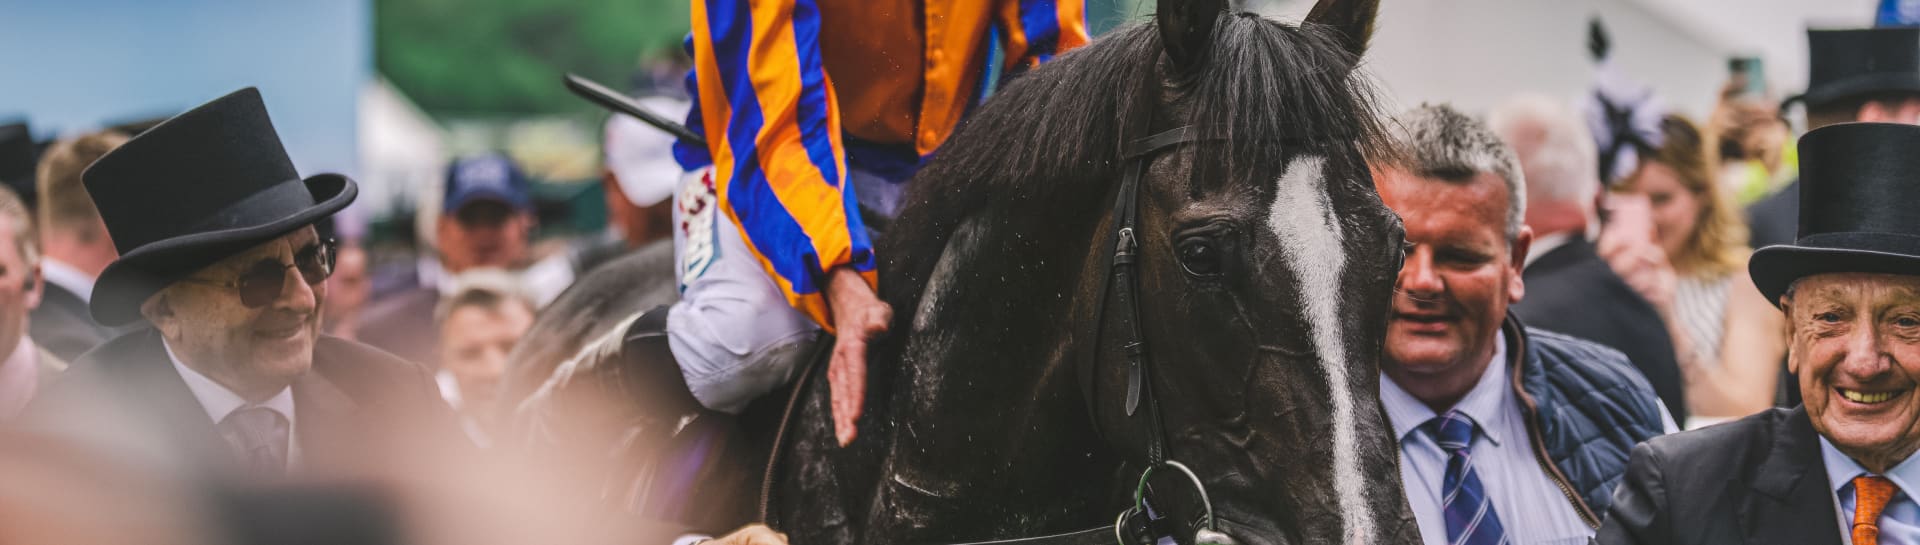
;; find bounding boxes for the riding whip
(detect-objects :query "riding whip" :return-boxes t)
[564,73,707,146]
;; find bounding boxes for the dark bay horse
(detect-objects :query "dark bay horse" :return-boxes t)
[762,1,1419,543]
[516,0,1421,543]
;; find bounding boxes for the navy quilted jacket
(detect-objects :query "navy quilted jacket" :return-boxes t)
[1505,315,1666,526]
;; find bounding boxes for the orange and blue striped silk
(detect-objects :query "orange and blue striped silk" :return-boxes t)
[680,0,1087,331]
[1000,0,1090,71]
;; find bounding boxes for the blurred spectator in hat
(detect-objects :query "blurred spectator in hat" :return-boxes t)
[0,122,37,212]
[600,106,681,253]
[1748,27,1920,250]
[358,153,535,367]
[0,185,65,419]
[1492,94,1689,423]
[435,154,537,272]
[27,88,459,479]
[1611,114,1785,422]
[517,104,686,306]
[31,130,130,361]
[433,269,533,446]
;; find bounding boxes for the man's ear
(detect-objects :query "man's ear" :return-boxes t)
[1779,294,1799,373]
[141,290,178,339]
[22,262,41,312]
[1507,225,1534,304]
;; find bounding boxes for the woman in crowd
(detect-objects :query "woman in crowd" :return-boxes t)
[1613,114,1785,421]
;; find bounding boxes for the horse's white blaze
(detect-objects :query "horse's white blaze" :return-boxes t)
[1266,155,1373,544]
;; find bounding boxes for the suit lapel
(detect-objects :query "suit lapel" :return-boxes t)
[291,365,360,471]
[113,331,235,463]
[1742,407,1843,545]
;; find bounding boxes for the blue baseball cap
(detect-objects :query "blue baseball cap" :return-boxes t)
[443,153,532,213]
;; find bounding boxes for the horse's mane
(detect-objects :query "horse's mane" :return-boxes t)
[879,13,1390,317]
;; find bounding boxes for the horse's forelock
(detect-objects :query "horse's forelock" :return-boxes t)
[1184,14,1389,197]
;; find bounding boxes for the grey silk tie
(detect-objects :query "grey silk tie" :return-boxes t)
[219,406,290,476]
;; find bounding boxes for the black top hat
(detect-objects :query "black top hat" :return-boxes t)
[83,87,356,326]
[1751,122,1920,302]
[1786,27,1920,108]
[0,122,37,205]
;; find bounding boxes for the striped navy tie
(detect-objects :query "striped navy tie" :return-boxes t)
[1423,410,1508,545]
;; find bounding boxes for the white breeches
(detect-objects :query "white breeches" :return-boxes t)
[665,168,819,413]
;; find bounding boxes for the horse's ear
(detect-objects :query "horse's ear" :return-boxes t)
[1304,0,1380,59]
[1157,0,1226,74]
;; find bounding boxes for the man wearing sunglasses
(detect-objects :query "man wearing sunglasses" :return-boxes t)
[27,88,458,477]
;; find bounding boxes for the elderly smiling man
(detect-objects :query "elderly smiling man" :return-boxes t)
[1597,122,1920,545]
[27,88,457,477]
[25,88,790,545]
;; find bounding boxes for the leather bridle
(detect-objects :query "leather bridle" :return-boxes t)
[758,126,1238,545]
[941,126,1235,545]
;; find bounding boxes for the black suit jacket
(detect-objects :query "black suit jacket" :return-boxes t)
[28,328,462,474]
[29,283,117,362]
[1745,179,1799,251]
[1745,183,1806,408]
[1595,407,1841,545]
[1511,237,1688,423]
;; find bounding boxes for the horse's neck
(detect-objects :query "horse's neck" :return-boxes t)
[856,209,1123,540]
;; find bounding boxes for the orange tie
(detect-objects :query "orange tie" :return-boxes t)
[1854,475,1899,545]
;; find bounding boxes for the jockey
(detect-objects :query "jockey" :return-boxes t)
[660,0,1090,446]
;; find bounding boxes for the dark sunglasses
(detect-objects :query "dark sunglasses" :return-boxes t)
[180,239,338,308]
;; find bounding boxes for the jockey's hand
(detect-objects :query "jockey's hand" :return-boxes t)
[826,265,890,446]
[706,524,788,545]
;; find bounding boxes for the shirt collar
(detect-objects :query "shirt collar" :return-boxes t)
[39,258,95,303]
[1381,330,1510,446]
[163,340,295,426]
[1821,435,1920,496]
[1523,232,1578,269]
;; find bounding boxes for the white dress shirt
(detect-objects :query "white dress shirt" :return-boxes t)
[40,258,96,303]
[1382,331,1593,545]
[164,340,300,465]
[1823,438,1920,544]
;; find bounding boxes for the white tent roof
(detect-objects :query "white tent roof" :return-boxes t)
[357,77,447,243]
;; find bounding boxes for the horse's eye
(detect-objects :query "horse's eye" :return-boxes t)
[1178,239,1224,277]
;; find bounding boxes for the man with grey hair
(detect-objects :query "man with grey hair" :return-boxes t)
[1373,103,1669,545]
[1491,94,1686,422]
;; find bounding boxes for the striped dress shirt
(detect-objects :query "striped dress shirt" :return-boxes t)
[1382,332,1593,545]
